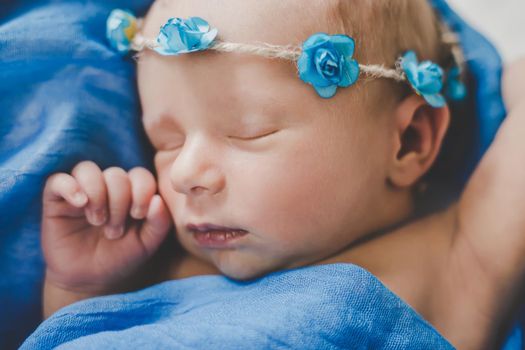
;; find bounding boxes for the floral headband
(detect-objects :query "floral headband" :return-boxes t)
[106,9,466,107]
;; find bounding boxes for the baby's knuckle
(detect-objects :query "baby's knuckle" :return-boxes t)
[129,167,154,182]
[104,167,127,179]
[72,162,101,181]
[72,160,97,173]
[46,172,63,184]
[129,166,148,174]
[47,173,69,189]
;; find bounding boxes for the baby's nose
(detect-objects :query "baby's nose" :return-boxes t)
[172,168,225,196]
[168,140,225,196]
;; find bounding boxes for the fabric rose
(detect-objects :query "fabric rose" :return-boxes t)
[154,17,218,56]
[106,9,138,55]
[445,66,467,101]
[298,33,360,99]
[401,51,446,108]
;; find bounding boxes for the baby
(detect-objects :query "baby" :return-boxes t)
[40,0,525,348]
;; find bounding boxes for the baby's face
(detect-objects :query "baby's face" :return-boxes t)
[138,0,393,279]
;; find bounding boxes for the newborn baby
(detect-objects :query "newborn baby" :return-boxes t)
[40,0,525,348]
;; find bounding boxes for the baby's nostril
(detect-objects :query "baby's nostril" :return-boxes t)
[190,186,207,194]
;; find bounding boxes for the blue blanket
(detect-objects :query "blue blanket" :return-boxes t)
[20,264,455,349]
[0,1,154,347]
[0,0,517,348]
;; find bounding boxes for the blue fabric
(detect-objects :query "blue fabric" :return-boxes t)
[0,0,517,349]
[20,264,455,349]
[429,0,507,188]
[503,325,524,350]
[0,1,155,348]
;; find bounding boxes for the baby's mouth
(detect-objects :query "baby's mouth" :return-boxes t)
[186,223,248,248]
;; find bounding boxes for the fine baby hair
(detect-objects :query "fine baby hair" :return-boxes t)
[106,7,467,107]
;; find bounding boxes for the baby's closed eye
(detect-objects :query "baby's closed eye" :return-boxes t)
[228,129,280,141]
[150,128,281,149]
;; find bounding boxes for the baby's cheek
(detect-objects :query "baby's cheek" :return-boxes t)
[235,160,335,236]
[235,145,371,255]
[154,156,177,215]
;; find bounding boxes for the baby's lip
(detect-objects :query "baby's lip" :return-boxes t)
[186,223,248,233]
[186,223,249,248]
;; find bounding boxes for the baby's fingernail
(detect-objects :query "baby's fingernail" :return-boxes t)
[86,210,96,225]
[131,206,144,219]
[91,209,106,226]
[146,196,161,221]
[104,225,124,240]
[94,209,106,226]
[72,192,87,206]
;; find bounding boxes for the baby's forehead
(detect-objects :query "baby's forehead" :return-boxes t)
[137,0,395,121]
[142,0,345,47]
[138,47,332,129]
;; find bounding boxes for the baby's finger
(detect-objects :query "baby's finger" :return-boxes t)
[103,167,132,240]
[138,195,173,256]
[128,167,156,220]
[43,173,88,216]
[72,161,107,227]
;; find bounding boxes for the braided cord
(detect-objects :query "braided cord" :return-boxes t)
[131,36,406,82]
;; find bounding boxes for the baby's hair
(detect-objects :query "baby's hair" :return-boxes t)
[326,0,470,213]
[325,0,457,104]
[336,1,447,62]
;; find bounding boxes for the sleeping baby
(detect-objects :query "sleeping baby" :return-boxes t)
[38,0,525,348]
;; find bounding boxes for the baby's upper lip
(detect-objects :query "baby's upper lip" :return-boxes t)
[186,223,247,233]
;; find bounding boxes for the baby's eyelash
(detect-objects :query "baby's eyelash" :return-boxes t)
[230,130,279,141]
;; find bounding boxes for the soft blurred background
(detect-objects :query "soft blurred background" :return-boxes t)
[448,0,525,62]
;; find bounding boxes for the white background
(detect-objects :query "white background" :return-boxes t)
[448,0,525,63]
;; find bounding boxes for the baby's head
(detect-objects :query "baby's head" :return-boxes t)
[129,0,454,279]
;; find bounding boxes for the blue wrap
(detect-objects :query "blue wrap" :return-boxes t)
[0,1,154,348]
[429,0,507,188]
[0,0,516,349]
[20,264,455,349]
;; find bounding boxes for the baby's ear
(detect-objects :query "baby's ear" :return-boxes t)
[387,95,450,188]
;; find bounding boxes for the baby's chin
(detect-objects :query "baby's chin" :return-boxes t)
[177,235,304,280]
[204,249,292,281]
[216,263,272,281]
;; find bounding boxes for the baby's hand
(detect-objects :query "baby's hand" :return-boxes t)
[41,161,173,295]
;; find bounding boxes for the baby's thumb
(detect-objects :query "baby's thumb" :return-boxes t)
[138,195,173,256]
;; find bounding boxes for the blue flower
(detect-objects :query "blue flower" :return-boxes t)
[401,51,446,108]
[106,9,137,55]
[154,17,218,56]
[298,33,360,99]
[445,66,467,101]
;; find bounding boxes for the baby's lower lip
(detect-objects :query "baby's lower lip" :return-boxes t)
[192,230,248,248]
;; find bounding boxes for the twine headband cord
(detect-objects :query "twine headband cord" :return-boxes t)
[107,9,464,105]
[132,33,407,83]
